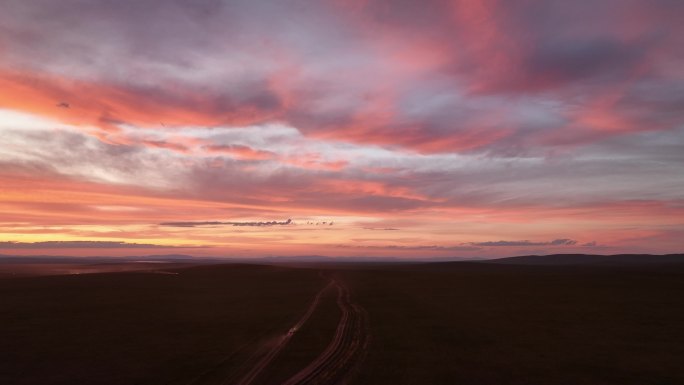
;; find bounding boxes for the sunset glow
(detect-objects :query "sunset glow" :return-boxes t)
[1,0,682,258]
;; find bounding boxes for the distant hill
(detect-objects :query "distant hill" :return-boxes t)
[3,253,684,266]
[483,254,684,266]
[0,254,414,265]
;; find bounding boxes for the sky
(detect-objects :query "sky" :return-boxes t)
[0,0,683,259]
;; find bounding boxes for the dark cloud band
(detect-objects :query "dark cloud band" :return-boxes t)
[0,241,172,249]
[160,219,293,227]
[467,239,578,247]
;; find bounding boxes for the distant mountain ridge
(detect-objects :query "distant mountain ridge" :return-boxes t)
[1,253,683,265]
[483,254,684,266]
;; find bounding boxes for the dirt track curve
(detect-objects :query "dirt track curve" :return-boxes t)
[235,277,369,385]
[281,279,369,385]
[234,280,335,385]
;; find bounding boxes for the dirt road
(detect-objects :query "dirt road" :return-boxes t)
[281,280,369,385]
[234,280,335,385]
[200,276,369,385]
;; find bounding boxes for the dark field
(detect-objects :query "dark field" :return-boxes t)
[1,261,683,385]
[341,263,684,385]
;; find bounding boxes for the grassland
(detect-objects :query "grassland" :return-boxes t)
[0,264,326,385]
[342,263,684,385]
[1,261,683,384]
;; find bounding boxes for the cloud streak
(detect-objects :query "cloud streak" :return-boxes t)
[336,244,482,252]
[0,241,176,249]
[160,219,293,228]
[468,239,578,247]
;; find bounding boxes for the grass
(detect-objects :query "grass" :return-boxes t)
[1,262,683,384]
[341,263,684,385]
[0,264,325,385]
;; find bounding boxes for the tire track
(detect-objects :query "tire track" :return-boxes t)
[282,279,369,385]
[233,280,334,385]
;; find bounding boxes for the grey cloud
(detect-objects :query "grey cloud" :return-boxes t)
[1,2,683,217]
[362,227,400,231]
[524,38,646,86]
[0,128,186,187]
[549,239,578,246]
[0,0,682,260]
[160,219,292,227]
[0,241,174,249]
[336,244,481,252]
[468,239,578,247]
[1,0,682,156]
[3,125,683,216]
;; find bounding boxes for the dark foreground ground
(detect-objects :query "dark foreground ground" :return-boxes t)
[1,261,683,385]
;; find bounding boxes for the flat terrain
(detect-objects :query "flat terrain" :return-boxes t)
[343,263,684,385]
[0,264,327,385]
[1,261,683,384]
[0,262,197,278]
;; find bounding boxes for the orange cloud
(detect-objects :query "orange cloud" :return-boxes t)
[0,71,280,134]
[203,144,276,160]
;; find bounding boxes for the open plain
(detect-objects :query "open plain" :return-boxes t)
[2,258,684,385]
